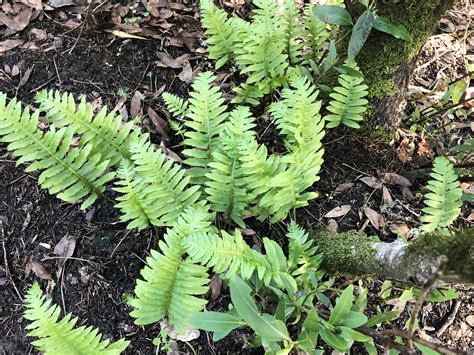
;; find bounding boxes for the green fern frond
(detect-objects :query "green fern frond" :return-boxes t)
[420,156,463,232]
[302,5,329,62]
[205,107,256,227]
[283,0,303,65]
[115,142,201,227]
[35,90,144,168]
[130,206,213,332]
[199,0,236,69]
[24,282,129,354]
[183,230,296,290]
[324,61,368,129]
[269,76,324,153]
[162,92,189,119]
[182,72,228,185]
[0,94,114,209]
[252,0,284,36]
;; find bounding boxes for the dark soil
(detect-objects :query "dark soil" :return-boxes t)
[0,3,472,355]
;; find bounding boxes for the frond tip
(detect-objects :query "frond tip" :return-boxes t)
[24,282,129,355]
[421,156,463,232]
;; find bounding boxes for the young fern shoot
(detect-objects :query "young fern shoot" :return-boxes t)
[24,283,129,355]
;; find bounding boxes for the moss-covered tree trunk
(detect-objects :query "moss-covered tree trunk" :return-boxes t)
[347,0,455,135]
[311,229,473,286]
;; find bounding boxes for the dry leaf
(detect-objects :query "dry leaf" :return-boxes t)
[389,223,410,237]
[209,274,222,302]
[324,205,351,218]
[130,91,143,118]
[156,52,182,69]
[383,173,411,187]
[178,61,193,83]
[147,107,169,138]
[19,0,43,10]
[363,207,385,231]
[110,30,148,40]
[402,187,415,201]
[18,66,33,87]
[0,7,32,32]
[25,258,52,280]
[360,176,382,189]
[382,186,394,205]
[160,319,200,341]
[335,182,354,193]
[49,0,75,8]
[327,219,338,233]
[53,235,76,260]
[467,212,474,222]
[240,228,256,236]
[0,39,23,53]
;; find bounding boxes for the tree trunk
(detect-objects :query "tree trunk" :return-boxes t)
[310,229,473,286]
[347,0,455,135]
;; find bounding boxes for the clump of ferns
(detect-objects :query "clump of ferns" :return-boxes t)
[200,0,369,129]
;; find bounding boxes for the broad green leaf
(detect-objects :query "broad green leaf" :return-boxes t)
[364,311,400,327]
[297,308,320,352]
[339,326,371,342]
[323,40,337,73]
[380,280,392,299]
[186,311,243,333]
[364,340,378,355]
[414,342,441,355]
[399,287,415,301]
[340,311,368,328]
[348,10,375,60]
[320,327,349,351]
[421,287,459,302]
[329,285,353,325]
[313,5,353,26]
[451,80,468,104]
[373,16,411,41]
[229,276,290,342]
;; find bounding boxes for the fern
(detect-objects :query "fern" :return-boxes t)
[130,206,213,332]
[24,282,129,354]
[114,142,201,228]
[162,92,189,119]
[205,107,256,227]
[324,61,369,129]
[302,5,329,62]
[0,94,114,209]
[283,0,303,65]
[35,90,145,168]
[200,0,236,69]
[420,156,463,232]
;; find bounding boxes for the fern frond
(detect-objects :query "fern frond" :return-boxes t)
[283,0,303,65]
[205,107,256,227]
[324,61,368,129]
[130,206,213,332]
[183,72,228,185]
[115,142,201,227]
[199,0,236,69]
[287,222,323,279]
[269,76,324,153]
[252,0,284,36]
[35,90,144,168]
[24,282,129,354]
[162,92,189,119]
[420,156,463,232]
[183,230,296,290]
[0,94,114,209]
[302,5,329,62]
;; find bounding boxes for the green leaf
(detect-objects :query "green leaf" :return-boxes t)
[421,288,459,302]
[399,287,415,301]
[297,308,320,352]
[229,276,290,342]
[339,326,371,342]
[380,280,392,299]
[340,311,368,328]
[320,327,349,351]
[364,311,401,327]
[451,80,468,104]
[186,311,243,333]
[329,285,353,325]
[313,5,353,26]
[373,16,411,41]
[348,10,375,60]
[414,342,441,355]
[323,40,337,73]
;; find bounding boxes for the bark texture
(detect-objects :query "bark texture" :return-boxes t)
[347,0,455,135]
[311,229,474,286]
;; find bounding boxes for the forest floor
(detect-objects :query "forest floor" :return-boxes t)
[0,0,473,354]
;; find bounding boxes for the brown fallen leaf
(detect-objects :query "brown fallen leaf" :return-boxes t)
[48,0,75,8]
[327,219,338,233]
[130,91,143,118]
[156,52,182,69]
[0,6,32,32]
[53,234,76,262]
[18,66,34,87]
[209,274,222,302]
[0,39,23,53]
[178,61,193,84]
[382,186,394,206]
[19,0,43,10]
[335,182,354,193]
[360,176,383,189]
[467,212,474,222]
[363,207,385,231]
[324,205,351,218]
[402,187,415,201]
[30,28,47,40]
[383,173,411,187]
[110,30,148,40]
[389,223,410,238]
[147,107,169,138]
[25,257,52,280]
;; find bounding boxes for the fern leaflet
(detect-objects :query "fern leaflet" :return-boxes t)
[420,156,463,232]
[24,282,129,355]
[162,92,189,119]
